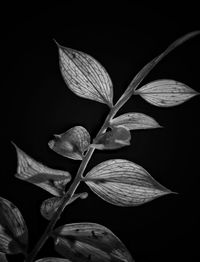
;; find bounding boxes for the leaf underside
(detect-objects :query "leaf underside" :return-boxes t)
[84,159,172,206]
[0,197,28,255]
[12,143,71,196]
[93,126,131,150]
[53,222,134,262]
[110,112,161,130]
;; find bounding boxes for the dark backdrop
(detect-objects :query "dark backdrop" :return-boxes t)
[2,1,200,262]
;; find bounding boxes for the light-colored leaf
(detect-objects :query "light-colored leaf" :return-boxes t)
[92,126,131,150]
[136,79,199,107]
[56,42,113,106]
[53,222,134,262]
[0,197,28,255]
[12,143,71,197]
[48,126,90,160]
[84,159,172,206]
[0,252,8,262]
[116,31,200,106]
[41,192,88,220]
[35,258,71,262]
[110,113,161,130]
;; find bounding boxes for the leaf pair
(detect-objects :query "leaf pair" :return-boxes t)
[0,197,28,255]
[57,31,199,109]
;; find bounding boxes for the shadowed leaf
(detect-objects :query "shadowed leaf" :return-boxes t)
[12,143,71,196]
[48,126,90,160]
[56,42,113,107]
[53,222,134,262]
[136,79,199,107]
[41,193,88,220]
[110,113,161,130]
[0,197,28,255]
[0,252,8,262]
[92,126,131,150]
[84,159,172,206]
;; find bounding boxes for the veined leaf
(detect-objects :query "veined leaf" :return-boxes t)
[116,31,200,105]
[110,113,161,130]
[0,253,8,262]
[41,192,88,220]
[136,79,199,107]
[56,42,113,107]
[48,126,90,160]
[53,222,134,262]
[0,197,28,255]
[92,126,131,150]
[35,258,71,262]
[13,143,71,197]
[84,159,172,206]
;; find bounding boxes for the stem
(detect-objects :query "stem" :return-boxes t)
[25,104,122,262]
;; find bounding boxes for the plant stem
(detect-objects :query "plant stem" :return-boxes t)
[25,104,121,262]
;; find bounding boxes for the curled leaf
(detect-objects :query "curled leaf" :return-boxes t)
[53,222,134,262]
[56,42,113,107]
[48,126,90,160]
[13,143,71,196]
[0,253,8,262]
[0,197,28,255]
[92,126,131,150]
[41,192,88,220]
[35,258,71,262]
[136,79,199,107]
[110,113,162,130]
[84,159,172,206]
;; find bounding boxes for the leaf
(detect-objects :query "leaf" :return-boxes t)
[110,113,162,130]
[41,193,88,220]
[53,222,134,262]
[83,159,172,206]
[13,143,71,197]
[48,126,90,160]
[35,258,71,262]
[56,41,113,107]
[116,31,200,106]
[136,79,199,107]
[0,197,28,255]
[0,253,8,262]
[92,126,131,150]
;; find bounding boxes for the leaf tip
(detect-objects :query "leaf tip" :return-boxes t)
[53,38,61,48]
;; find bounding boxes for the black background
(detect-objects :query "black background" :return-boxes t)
[1,1,200,262]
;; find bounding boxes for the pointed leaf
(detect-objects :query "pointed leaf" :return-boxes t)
[57,42,113,106]
[84,159,172,206]
[0,253,8,262]
[13,143,71,196]
[53,222,134,262]
[0,197,28,254]
[92,126,131,150]
[48,126,90,160]
[35,258,71,262]
[116,31,200,106]
[136,79,199,107]
[110,113,161,130]
[41,193,88,220]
